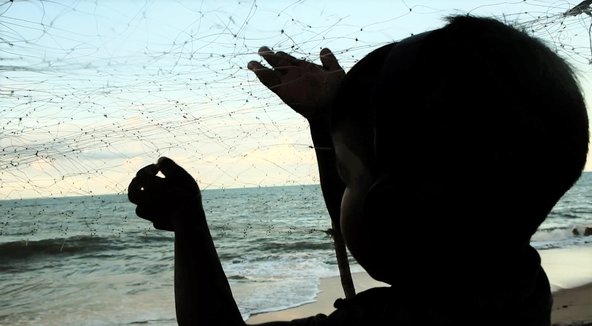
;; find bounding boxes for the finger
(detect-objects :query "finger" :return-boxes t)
[130,162,166,195]
[128,177,143,205]
[157,157,198,192]
[274,51,300,66]
[136,164,159,178]
[128,174,165,205]
[258,46,299,69]
[247,60,264,71]
[135,204,175,231]
[320,48,343,72]
[156,156,176,174]
[248,64,282,90]
[257,46,280,67]
[153,220,175,232]
[157,157,189,180]
[136,204,159,221]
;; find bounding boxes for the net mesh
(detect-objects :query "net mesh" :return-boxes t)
[1,0,591,201]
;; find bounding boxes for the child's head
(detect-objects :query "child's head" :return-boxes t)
[331,15,589,282]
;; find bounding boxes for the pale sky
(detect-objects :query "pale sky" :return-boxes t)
[1,0,591,199]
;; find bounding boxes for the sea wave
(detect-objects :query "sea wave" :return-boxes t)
[549,211,589,219]
[257,240,333,253]
[0,235,123,260]
[534,224,592,239]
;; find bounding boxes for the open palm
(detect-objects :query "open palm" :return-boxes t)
[248,46,345,121]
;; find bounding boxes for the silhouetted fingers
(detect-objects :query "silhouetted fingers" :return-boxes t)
[248,61,282,90]
[320,48,343,72]
[129,164,156,204]
[128,177,143,205]
[247,60,264,71]
[128,164,164,205]
[131,176,165,213]
[257,46,275,63]
[128,178,150,206]
[134,204,173,230]
[128,178,163,205]
[159,157,201,196]
[136,163,159,177]
[258,47,304,78]
[135,204,153,220]
[157,156,197,188]
[258,46,299,68]
[156,157,181,178]
[274,51,301,68]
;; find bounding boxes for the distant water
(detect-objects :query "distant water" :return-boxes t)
[1,175,592,325]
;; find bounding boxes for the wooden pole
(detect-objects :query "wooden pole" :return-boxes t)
[329,221,356,299]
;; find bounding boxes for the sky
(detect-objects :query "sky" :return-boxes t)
[1,0,592,199]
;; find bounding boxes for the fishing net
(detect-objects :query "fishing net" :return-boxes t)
[1,0,591,226]
[2,3,592,322]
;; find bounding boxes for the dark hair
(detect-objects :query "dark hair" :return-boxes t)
[333,15,589,244]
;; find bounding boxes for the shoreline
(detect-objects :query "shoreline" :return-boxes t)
[247,275,592,325]
[246,271,386,323]
[247,246,592,324]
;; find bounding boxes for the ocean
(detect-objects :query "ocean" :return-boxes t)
[1,175,592,326]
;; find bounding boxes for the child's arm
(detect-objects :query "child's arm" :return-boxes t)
[128,157,245,325]
[248,48,351,296]
[128,157,327,325]
[171,194,245,325]
[247,47,346,231]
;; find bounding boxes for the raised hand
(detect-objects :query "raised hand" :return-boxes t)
[248,46,345,122]
[128,157,200,231]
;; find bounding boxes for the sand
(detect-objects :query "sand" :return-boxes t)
[246,272,385,323]
[247,246,592,325]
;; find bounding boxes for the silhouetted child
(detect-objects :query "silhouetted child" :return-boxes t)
[128,15,589,325]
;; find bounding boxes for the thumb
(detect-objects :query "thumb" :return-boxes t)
[320,48,342,72]
[156,157,193,182]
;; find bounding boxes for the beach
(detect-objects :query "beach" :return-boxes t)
[248,246,592,325]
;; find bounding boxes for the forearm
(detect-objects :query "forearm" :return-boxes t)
[309,120,356,297]
[309,119,344,222]
[173,201,245,326]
